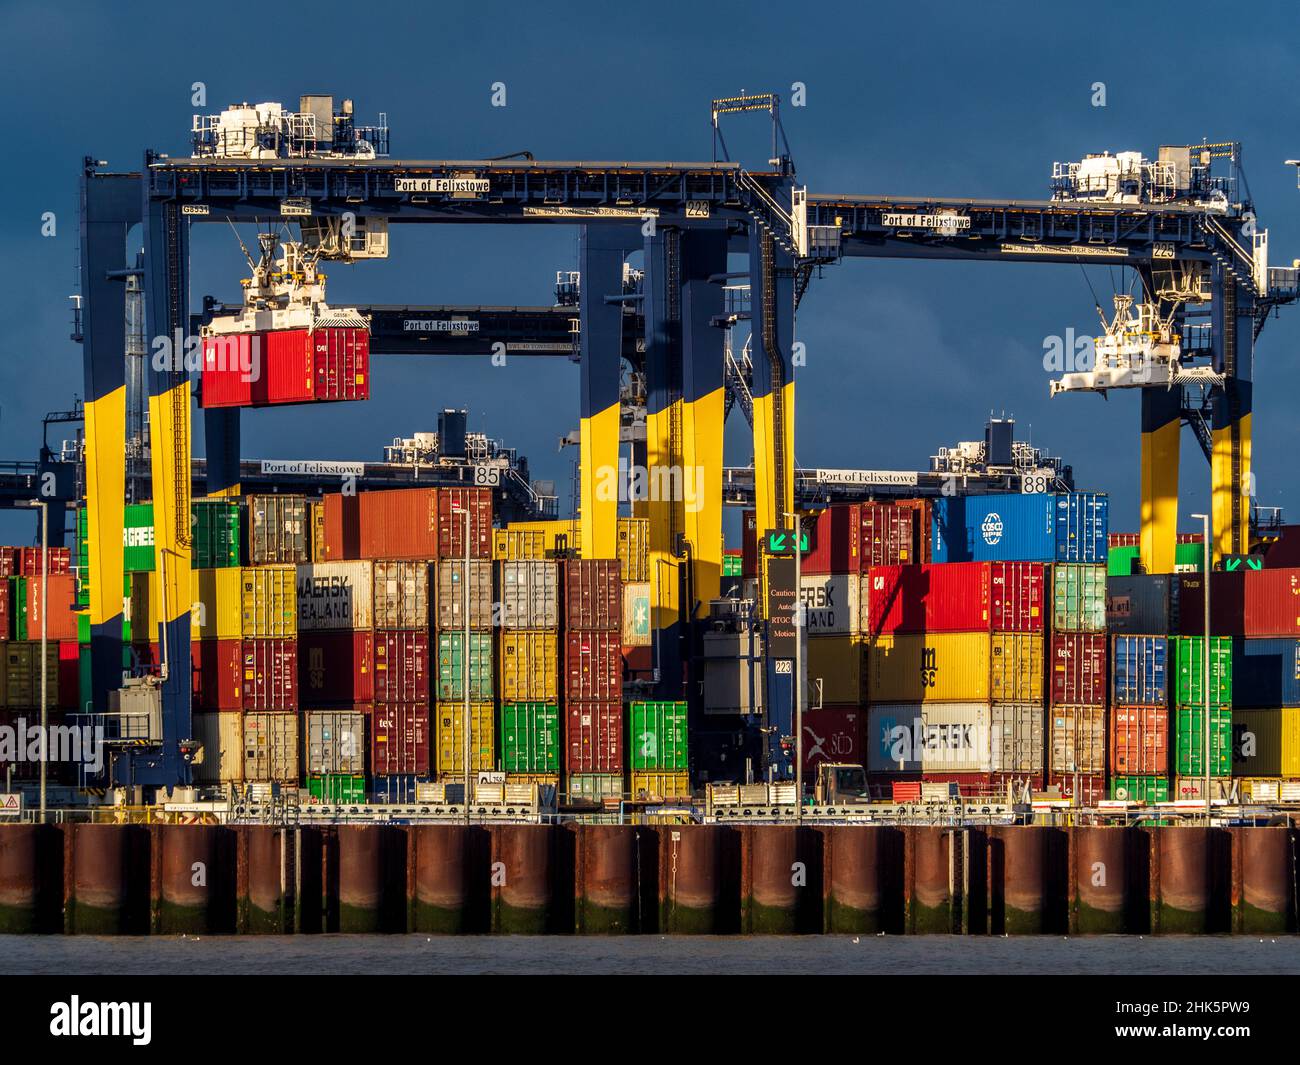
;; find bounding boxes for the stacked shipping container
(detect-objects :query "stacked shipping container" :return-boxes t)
[564,558,622,800]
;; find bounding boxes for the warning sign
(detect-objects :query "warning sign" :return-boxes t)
[0,794,21,817]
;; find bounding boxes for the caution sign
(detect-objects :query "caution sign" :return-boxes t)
[0,794,22,817]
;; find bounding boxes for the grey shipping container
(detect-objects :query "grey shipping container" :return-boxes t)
[303,710,366,776]
[436,559,493,631]
[500,560,559,630]
[1106,574,1179,635]
[248,494,311,565]
[243,712,300,782]
[373,560,430,629]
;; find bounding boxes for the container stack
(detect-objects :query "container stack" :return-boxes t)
[628,700,688,799]
[563,558,622,801]
[1108,633,1169,802]
[0,545,65,783]
[497,549,561,789]
[1047,561,1107,804]
[616,518,651,679]
[1170,634,1232,800]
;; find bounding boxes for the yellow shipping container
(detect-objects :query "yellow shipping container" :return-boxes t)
[435,701,496,776]
[629,770,690,800]
[866,632,990,703]
[505,772,561,789]
[499,519,579,557]
[309,500,327,563]
[134,566,296,640]
[806,635,866,705]
[1232,708,1300,778]
[498,631,560,702]
[989,633,1045,704]
[494,529,548,561]
[617,517,650,582]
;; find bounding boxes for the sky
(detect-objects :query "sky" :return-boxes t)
[1,0,1298,546]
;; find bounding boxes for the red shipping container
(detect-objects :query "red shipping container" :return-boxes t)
[239,638,297,711]
[57,639,78,709]
[298,630,375,703]
[192,639,242,710]
[22,573,77,641]
[0,547,17,577]
[1243,567,1300,637]
[564,559,621,631]
[373,629,429,704]
[200,334,255,408]
[741,510,758,578]
[920,772,1043,799]
[358,488,440,560]
[437,487,492,560]
[564,630,621,700]
[1109,705,1168,776]
[803,504,917,575]
[622,645,654,679]
[1048,771,1106,806]
[1177,572,1245,635]
[801,706,863,775]
[1049,633,1107,706]
[19,547,70,576]
[0,578,9,640]
[370,701,430,776]
[322,493,361,560]
[260,326,369,405]
[988,561,1045,632]
[867,562,990,636]
[1108,533,1140,548]
[565,699,622,773]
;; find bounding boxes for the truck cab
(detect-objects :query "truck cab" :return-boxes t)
[814,763,871,805]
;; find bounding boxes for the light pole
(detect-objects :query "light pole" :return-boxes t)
[453,501,471,824]
[1191,512,1211,822]
[22,500,48,824]
[784,510,804,821]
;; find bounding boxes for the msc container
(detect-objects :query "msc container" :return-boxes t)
[372,560,430,629]
[564,630,621,702]
[435,632,494,702]
[307,775,366,804]
[498,631,559,703]
[616,517,650,582]
[1231,708,1300,777]
[1049,633,1106,706]
[931,493,1106,563]
[17,574,77,640]
[298,630,375,704]
[1109,705,1169,776]
[303,710,366,776]
[628,701,688,771]
[1049,704,1106,774]
[494,528,549,562]
[865,632,990,704]
[1112,635,1168,706]
[192,500,241,569]
[1108,544,1139,577]
[437,487,493,560]
[1110,776,1168,803]
[1242,568,1300,637]
[989,633,1045,704]
[629,771,690,800]
[2,642,60,708]
[564,559,620,631]
[566,699,622,774]
[296,561,374,631]
[1106,574,1178,634]
[191,711,245,784]
[371,701,431,777]
[866,562,989,636]
[799,573,861,635]
[434,701,495,775]
[499,702,560,773]
[806,636,866,705]
[1174,706,1233,776]
[1231,637,1300,708]
[374,629,430,704]
[499,561,559,630]
[865,703,994,774]
[247,495,310,565]
[357,488,440,560]
[242,712,300,783]
[435,559,493,631]
[1051,564,1106,633]
[1171,636,1231,708]
[622,582,651,647]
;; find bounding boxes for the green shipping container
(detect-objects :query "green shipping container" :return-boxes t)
[1051,563,1107,632]
[628,700,689,771]
[1110,776,1169,803]
[722,554,743,577]
[193,500,242,569]
[1108,545,1139,577]
[499,702,560,773]
[308,775,367,804]
[1175,706,1233,776]
[75,574,133,644]
[1174,542,1204,572]
[76,503,157,576]
[436,632,494,702]
[1171,636,1231,708]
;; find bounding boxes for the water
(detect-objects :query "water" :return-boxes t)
[3,935,1297,975]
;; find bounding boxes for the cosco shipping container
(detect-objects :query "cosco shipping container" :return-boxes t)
[931,493,1106,563]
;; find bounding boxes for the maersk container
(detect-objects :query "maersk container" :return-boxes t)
[622,582,651,647]
[866,632,990,703]
[372,701,430,777]
[1232,707,1300,777]
[373,560,429,629]
[989,633,1045,704]
[242,712,299,783]
[499,560,559,630]
[564,559,621,631]
[1230,637,1300,708]
[616,517,650,582]
[1049,633,1106,706]
[799,573,861,635]
[1112,635,1168,706]
[564,630,621,702]
[1175,707,1233,776]
[303,710,366,776]
[1052,564,1106,633]
[374,629,429,704]
[298,630,375,704]
[628,701,688,771]
[1109,705,1169,776]
[435,632,493,701]
[1110,776,1168,803]
[296,561,373,631]
[498,631,559,703]
[565,698,622,774]
[931,493,1105,563]
[865,703,994,774]
[435,559,494,631]
[193,499,242,569]
[499,702,560,773]
[434,701,495,776]
[192,712,245,784]
[1106,574,1178,635]
[1171,636,1231,708]
[246,494,310,565]
[1049,704,1106,775]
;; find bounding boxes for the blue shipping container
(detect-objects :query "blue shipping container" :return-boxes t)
[931,493,1107,563]
[1112,635,1168,706]
[1231,637,1300,708]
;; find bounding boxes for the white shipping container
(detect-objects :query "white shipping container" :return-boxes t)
[243,712,300,783]
[436,559,494,631]
[866,703,994,774]
[303,710,366,776]
[500,560,559,630]
[372,559,429,629]
[296,561,374,631]
[989,703,1045,774]
[192,711,245,784]
[798,573,861,635]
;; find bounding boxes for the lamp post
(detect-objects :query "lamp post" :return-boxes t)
[784,511,803,822]
[22,500,48,824]
[1191,512,1211,822]
[452,501,472,824]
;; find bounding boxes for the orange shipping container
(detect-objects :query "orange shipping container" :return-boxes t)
[23,573,78,641]
[1109,705,1169,776]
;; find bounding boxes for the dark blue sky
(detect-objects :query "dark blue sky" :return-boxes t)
[2,0,1298,545]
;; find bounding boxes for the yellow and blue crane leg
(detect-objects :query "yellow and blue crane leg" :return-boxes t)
[1139,387,1180,574]
[1210,271,1254,562]
[748,226,796,541]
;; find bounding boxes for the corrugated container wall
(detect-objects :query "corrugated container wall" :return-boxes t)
[564,631,621,701]
[1049,633,1107,706]
[303,710,366,776]
[371,702,430,777]
[931,493,1106,563]
[373,629,429,704]
[1231,637,1300,707]
[358,488,440,560]
[191,712,245,784]
[866,633,990,703]
[499,702,561,773]
[1112,635,1168,706]
[566,700,622,774]
[1171,636,1231,707]
[1049,704,1106,774]
[298,631,374,704]
[296,562,374,631]
[1106,574,1178,634]
[799,573,862,635]
[1052,564,1106,632]
[627,701,689,771]
[989,633,1045,704]
[499,631,559,703]
[865,703,993,774]
[242,712,300,783]
[435,560,493,631]
[372,560,429,629]
[806,637,865,705]
[247,495,310,565]
[193,500,241,569]
[866,562,990,636]
[437,488,493,559]
[1110,706,1169,776]
[564,560,621,631]
[616,518,650,582]
[500,561,559,630]
[434,702,495,775]
[1232,708,1300,777]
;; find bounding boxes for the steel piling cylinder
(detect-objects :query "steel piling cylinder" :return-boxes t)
[491,824,556,934]
[337,825,397,933]
[660,825,739,933]
[241,826,291,933]
[1071,826,1135,934]
[821,826,903,934]
[741,825,821,933]
[412,825,482,933]
[68,824,143,934]
[157,824,226,933]
[1152,827,1228,933]
[573,824,645,933]
[988,825,1055,934]
[1233,826,1292,934]
[905,826,957,933]
[0,825,55,933]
